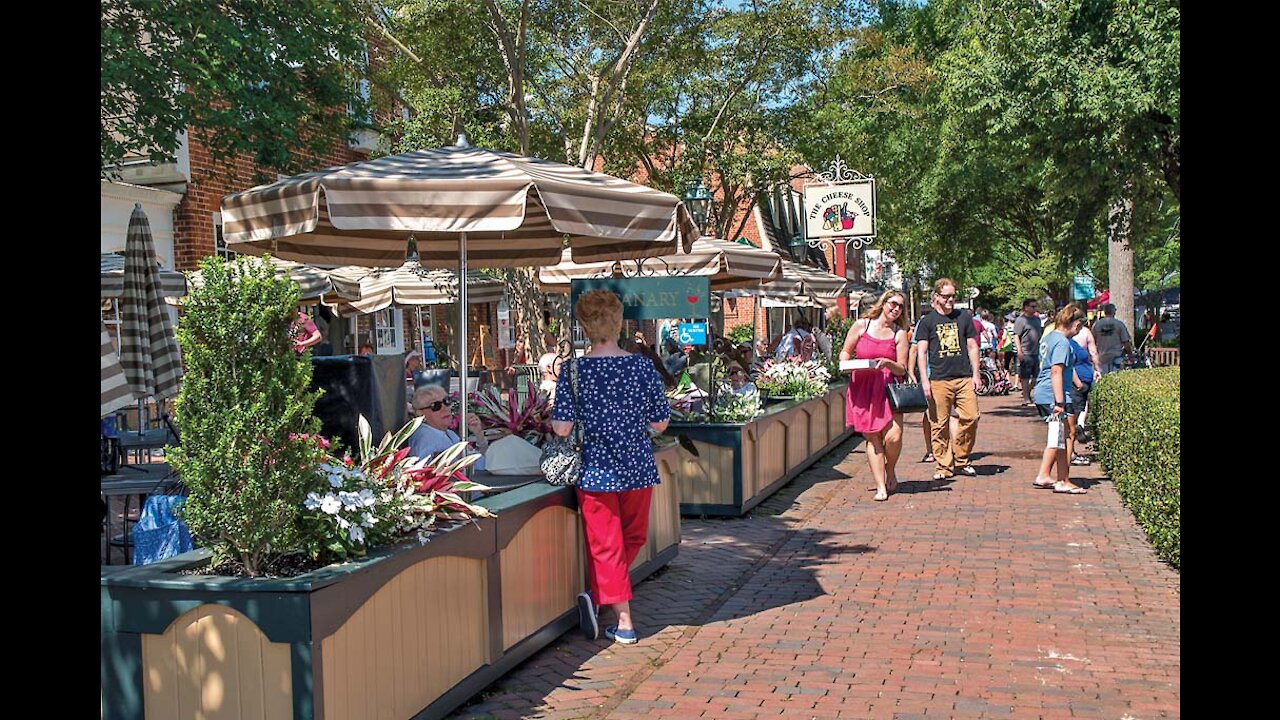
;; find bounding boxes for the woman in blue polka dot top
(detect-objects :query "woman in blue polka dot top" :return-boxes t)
[551,289,670,645]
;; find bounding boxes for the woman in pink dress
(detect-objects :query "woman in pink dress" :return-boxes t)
[839,290,911,501]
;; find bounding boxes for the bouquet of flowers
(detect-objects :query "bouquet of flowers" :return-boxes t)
[300,416,494,563]
[755,357,831,400]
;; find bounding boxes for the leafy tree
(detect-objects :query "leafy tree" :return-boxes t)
[101,0,370,177]
[168,257,327,576]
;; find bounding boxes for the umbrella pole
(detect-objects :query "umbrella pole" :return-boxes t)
[458,232,469,445]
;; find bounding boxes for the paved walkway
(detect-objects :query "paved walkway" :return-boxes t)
[451,393,1180,719]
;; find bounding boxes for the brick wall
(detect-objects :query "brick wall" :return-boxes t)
[174,132,370,271]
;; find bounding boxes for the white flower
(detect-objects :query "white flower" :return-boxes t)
[361,512,378,527]
[320,494,342,515]
[304,492,323,510]
[336,515,351,529]
[358,488,377,507]
[348,525,366,544]
[338,491,362,510]
[328,474,344,488]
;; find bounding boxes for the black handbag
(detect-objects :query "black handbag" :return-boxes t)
[539,357,582,486]
[887,377,928,414]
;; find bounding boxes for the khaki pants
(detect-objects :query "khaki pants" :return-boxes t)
[926,376,980,475]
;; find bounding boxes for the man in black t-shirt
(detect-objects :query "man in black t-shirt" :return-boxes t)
[915,278,984,480]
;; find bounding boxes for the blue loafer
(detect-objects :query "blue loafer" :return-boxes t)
[576,592,598,641]
[604,625,637,645]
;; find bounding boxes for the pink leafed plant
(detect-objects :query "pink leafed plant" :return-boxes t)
[470,385,553,447]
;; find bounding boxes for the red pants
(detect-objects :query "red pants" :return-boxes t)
[577,486,653,606]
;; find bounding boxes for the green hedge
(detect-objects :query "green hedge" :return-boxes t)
[1090,367,1180,568]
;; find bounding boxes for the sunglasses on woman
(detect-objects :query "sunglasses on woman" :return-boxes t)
[416,399,449,413]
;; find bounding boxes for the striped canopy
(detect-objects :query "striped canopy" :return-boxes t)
[119,205,184,401]
[101,320,136,418]
[182,256,353,303]
[756,259,849,308]
[327,261,505,315]
[101,252,186,299]
[221,139,699,268]
[537,236,783,292]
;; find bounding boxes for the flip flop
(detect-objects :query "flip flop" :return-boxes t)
[1052,482,1087,494]
[1032,477,1056,489]
[873,490,889,501]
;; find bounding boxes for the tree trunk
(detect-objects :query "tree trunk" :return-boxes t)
[1107,189,1136,333]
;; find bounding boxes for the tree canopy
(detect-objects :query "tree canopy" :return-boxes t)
[101,0,370,177]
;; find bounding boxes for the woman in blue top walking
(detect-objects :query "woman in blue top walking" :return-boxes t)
[552,290,670,644]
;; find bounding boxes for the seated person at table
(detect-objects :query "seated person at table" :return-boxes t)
[405,385,488,470]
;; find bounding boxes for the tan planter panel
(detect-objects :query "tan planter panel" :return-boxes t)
[810,395,831,451]
[676,440,736,506]
[500,506,583,650]
[786,407,811,472]
[829,386,848,439]
[646,448,683,561]
[142,605,292,720]
[755,414,788,488]
[321,555,488,720]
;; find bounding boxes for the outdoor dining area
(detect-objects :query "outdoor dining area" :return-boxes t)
[100,136,857,720]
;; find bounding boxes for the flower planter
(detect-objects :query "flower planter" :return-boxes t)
[101,446,682,720]
[664,384,856,516]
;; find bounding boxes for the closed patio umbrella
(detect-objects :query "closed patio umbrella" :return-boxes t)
[119,204,184,408]
[221,135,698,432]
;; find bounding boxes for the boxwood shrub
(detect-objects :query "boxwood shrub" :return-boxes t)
[1090,367,1180,568]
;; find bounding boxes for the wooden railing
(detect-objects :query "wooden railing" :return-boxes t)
[1150,347,1180,367]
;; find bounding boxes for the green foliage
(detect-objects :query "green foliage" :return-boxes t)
[101,0,369,178]
[1090,366,1179,568]
[168,256,326,576]
[725,323,755,346]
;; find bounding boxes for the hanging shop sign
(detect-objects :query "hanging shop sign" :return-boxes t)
[571,277,711,320]
[802,157,877,244]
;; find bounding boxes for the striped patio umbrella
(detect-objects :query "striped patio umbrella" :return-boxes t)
[221,135,698,432]
[327,261,505,315]
[537,236,783,292]
[220,136,698,269]
[101,253,186,299]
[119,204,184,402]
[182,255,353,304]
[756,259,848,309]
[101,320,137,418]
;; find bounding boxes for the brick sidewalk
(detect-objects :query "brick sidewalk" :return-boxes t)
[451,393,1180,719]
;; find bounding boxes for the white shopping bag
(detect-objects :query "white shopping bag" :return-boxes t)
[1045,414,1066,450]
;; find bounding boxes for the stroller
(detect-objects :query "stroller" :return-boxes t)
[977,352,1012,395]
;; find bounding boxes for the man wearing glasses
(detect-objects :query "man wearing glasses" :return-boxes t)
[1013,298,1043,405]
[406,385,488,470]
[915,278,984,480]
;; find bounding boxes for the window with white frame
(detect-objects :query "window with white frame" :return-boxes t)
[373,308,404,354]
[212,212,237,261]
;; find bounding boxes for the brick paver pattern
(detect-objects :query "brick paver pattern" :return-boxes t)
[450,393,1179,719]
